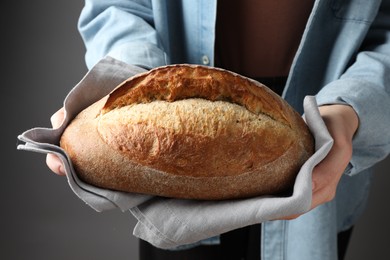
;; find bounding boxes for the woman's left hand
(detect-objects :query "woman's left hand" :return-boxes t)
[280,104,359,220]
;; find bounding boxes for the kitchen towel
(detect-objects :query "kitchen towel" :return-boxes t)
[17,56,333,248]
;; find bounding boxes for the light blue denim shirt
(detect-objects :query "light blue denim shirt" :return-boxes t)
[78,1,390,259]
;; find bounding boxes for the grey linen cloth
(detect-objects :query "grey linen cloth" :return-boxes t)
[17,56,333,249]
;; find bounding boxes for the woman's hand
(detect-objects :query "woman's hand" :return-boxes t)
[46,107,66,176]
[281,104,359,220]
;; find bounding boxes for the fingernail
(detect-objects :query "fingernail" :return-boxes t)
[58,164,65,176]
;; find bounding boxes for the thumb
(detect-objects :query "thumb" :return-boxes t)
[50,107,65,129]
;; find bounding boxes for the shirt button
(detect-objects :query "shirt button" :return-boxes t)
[201,55,210,65]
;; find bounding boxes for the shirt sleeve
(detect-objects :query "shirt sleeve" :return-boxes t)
[78,0,169,69]
[315,1,390,176]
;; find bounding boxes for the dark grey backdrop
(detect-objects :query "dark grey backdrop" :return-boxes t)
[3,1,389,259]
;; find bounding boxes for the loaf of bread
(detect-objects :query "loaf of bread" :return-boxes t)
[60,64,314,200]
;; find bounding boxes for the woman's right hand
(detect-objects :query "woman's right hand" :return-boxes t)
[46,107,66,176]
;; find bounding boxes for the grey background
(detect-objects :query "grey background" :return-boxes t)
[3,1,389,259]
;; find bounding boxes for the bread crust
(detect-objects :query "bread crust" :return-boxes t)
[60,65,314,200]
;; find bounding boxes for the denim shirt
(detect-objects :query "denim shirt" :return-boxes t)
[79,1,390,259]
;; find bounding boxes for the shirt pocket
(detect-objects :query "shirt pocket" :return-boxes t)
[330,0,381,23]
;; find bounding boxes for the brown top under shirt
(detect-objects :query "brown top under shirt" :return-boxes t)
[215,0,314,78]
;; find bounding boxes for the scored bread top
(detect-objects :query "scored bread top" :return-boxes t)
[102,65,291,127]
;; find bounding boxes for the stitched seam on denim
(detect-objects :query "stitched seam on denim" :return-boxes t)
[283,221,288,260]
[329,0,376,24]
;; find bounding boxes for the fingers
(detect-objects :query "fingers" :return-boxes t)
[46,153,66,176]
[46,107,66,176]
[273,140,352,221]
[50,107,65,129]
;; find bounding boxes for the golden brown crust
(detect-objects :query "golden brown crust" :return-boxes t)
[60,65,314,200]
[103,65,291,126]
